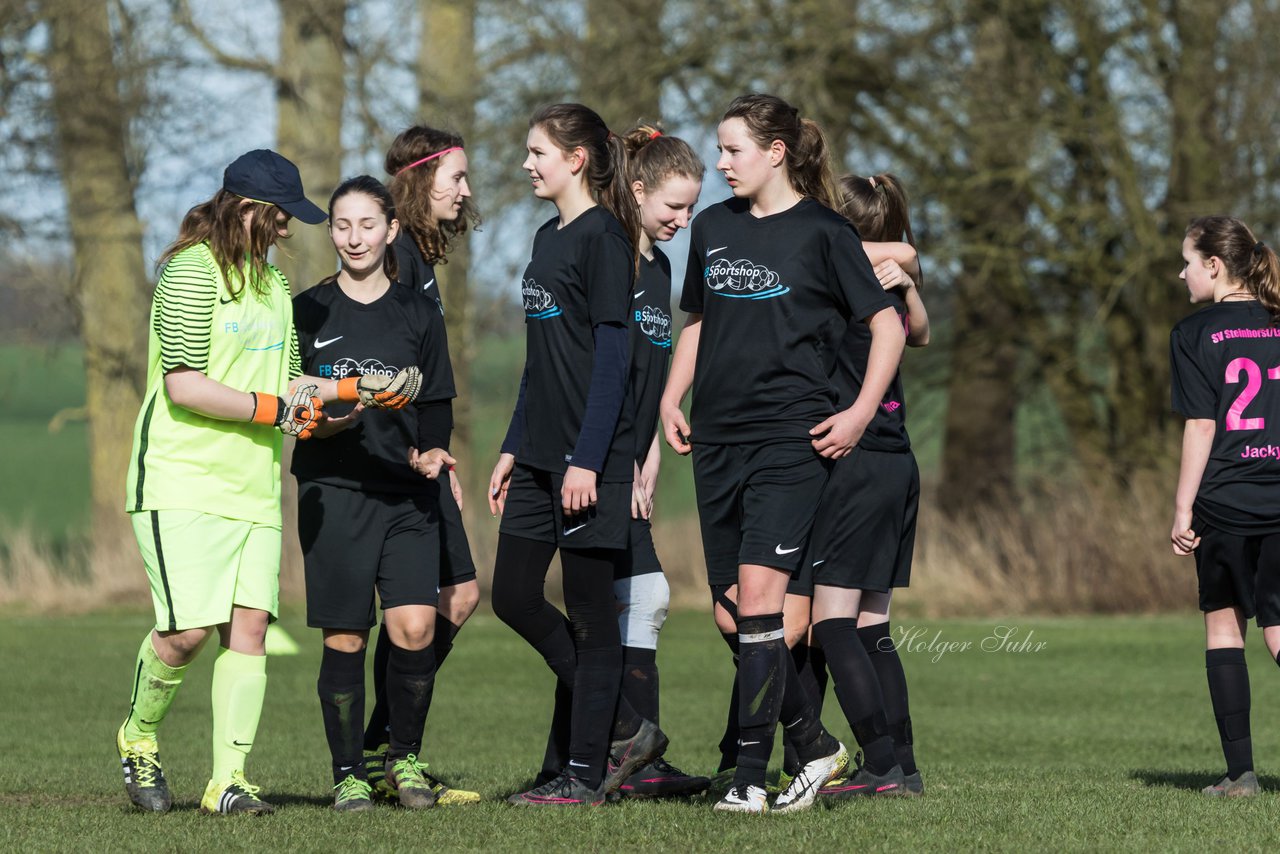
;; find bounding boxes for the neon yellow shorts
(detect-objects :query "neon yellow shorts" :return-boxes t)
[130,510,281,632]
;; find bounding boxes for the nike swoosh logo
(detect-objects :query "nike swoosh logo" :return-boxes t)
[739,740,760,746]
[232,740,252,747]
[219,295,236,304]
[812,559,825,567]
[633,290,645,299]
[315,336,343,348]
[775,544,800,555]
[706,246,727,257]
[563,523,588,535]
[423,278,435,290]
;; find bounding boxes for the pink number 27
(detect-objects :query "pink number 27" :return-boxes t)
[1225,357,1280,430]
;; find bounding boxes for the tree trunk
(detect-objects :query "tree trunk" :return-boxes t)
[420,0,477,458]
[581,0,666,125]
[937,4,1042,515]
[275,0,347,293]
[43,0,148,545]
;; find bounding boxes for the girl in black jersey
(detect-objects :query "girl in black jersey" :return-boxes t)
[359,125,483,806]
[292,176,457,811]
[808,173,931,803]
[612,123,710,799]
[659,94,906,814]
[1170,215,1280,798]
[488,103,666,806]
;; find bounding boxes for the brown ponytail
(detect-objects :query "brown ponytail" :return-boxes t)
[722,94,839,208]
[621,122,705,190]
[1187,215,1280,320]
[839,173,923,287]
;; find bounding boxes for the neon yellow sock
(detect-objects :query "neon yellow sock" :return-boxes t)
[210,647,267,782]
[122,633,188,742]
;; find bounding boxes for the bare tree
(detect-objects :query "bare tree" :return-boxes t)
[41,0,149,543]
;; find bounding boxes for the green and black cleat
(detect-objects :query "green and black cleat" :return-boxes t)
[116,723,172,813]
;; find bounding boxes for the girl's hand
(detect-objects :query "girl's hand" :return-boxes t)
[409,446,456,480]
[631,461,651,520]
[562,465,598,515]
[810,408,871,459]
[661,401,692,455]
[1171,510,1200,556]
[874,259,914,290]
[309,403,364,439]
[489,453,516,517]
[449,467,464,512]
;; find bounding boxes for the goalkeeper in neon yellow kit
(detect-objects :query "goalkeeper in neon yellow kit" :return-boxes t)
[116,150,418,815]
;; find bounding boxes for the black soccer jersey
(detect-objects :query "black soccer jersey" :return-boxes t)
[832,288,911,453]
[516,206,637,482]
[393,231,442,307]
[291,280,456,494]
[629,248,673,463]
[1171,300,1280,534]
[680,197,892,445]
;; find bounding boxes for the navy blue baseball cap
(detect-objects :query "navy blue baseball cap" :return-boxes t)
[223,149,326,224]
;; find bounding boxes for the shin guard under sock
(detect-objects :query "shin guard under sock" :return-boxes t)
[123,634,188,742]
[568,647,622,788]
[621,646,660,726]
[317,646,367,782]
[1206,647,1253,777]
[210,648,267,782]
[735,614,786,787]
[363,623,392,751]
[859,622,916,775]
[385,644,436,761]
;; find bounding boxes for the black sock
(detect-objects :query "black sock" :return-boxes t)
[385,643,436,761]
[318,646,367,783]
[816,619,894,774]
[778,637,837,765]
[568,647,622,788]
[735,613,787,787]
[718,631,740,773]
[1206,647,1252,778]
[860,622,916,775]
[362,623,392,751]
[621,646,660,726]
[783,642,827,774]
[532,619,578,782]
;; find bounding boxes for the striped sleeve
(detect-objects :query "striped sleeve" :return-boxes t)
[152,251,218,372]
[288,324,302,380]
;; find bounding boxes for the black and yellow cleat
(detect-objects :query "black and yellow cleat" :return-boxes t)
[333,774,375,812]
[384,754,437,809]
[116,723,172,813]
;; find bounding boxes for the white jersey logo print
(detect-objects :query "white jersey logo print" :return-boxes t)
[633,290,645,299]
[563,522,589,536]
[315,336,343,349]
[423,278,435,291]
[706,245,728,257]
[775,544,800,555]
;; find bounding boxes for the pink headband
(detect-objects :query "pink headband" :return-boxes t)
[395,146,463,176]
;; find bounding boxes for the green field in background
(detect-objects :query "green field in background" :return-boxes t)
[2,612,1277,851]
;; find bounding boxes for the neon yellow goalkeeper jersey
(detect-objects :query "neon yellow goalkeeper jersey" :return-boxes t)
[126,242,302,524]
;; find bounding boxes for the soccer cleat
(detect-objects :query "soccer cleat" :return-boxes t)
[773,742,850,813]
[617,757,712,799]
[507,771,605,807]
[199,771,275,815]
[1202,770,1261,798]
[421,768,482,806]
[332,774,375,812]
[384,754,437,809]
[603,718,670,794]
[364,748,392,800]
[903,770,924,796]
[116,724,172,812]
[713,783,769,814]
[818,752,906,801]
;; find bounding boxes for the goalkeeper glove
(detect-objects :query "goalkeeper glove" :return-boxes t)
[251,385,323,439]
[336,366,422,409]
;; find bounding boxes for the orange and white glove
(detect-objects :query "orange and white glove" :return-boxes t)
[336,366,422,409]
[251,384,323,439]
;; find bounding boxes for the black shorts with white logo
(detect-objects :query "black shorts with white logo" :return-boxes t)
[499,463,630,550]
[437,485,477,587]
[691,439,832,588]
[614,516,664,579]
[810,447,919,592]
[298,480,441,630]
[1194,518,1280,627]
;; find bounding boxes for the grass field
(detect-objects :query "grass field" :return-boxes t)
[4,611,1280,851]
